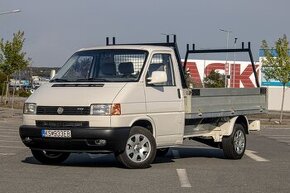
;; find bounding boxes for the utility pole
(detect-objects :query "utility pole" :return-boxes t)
[233,37,238,88]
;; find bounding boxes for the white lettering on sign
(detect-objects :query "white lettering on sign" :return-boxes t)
[183,59,261,88]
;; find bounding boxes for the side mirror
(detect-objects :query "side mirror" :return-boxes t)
[147,71,167,85]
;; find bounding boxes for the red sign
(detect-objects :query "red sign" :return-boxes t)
[185,61,260,88]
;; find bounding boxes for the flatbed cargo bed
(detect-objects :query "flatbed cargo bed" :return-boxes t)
[185,88,267,119]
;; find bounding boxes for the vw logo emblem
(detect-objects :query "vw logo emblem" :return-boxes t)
[57,107,64,114]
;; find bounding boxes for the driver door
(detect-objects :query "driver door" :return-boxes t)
[144,52,184,146]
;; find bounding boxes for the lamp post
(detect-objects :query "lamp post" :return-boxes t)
[233,37,238,88]
[0,9,21,16]
[219,28,232,88]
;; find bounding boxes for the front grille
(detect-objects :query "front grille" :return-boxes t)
[37,106,90,115]
[36,121,89,128]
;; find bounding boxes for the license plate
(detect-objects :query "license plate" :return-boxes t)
[41,129,71,138]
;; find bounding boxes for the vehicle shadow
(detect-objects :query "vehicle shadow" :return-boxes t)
[22,147,225,168]
[22,153,123,168]
[154,147,225,164]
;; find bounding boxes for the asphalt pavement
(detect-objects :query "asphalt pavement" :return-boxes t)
[1,107,290,193]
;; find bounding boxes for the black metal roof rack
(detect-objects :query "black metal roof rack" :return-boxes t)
[104,36,260,88]
[105,35,188,88]
[106,35,177,47]
[183,42,260,87]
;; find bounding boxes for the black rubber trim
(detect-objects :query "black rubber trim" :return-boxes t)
[52,84,104,87]
[260,87,267,94]
[19,125,130,153]
[191,89,200,96]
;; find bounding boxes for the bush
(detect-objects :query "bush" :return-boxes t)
[17,89,31,97]
[203,70,225,88]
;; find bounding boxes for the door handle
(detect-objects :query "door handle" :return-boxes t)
[177,88,181,99]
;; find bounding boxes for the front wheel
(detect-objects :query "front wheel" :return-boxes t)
[31,150,70,164]
[222,124,246,159]
[116,126,156,169]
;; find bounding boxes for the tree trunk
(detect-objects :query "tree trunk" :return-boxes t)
[279,84,286,124]
[1,82,5,102]
[11,84,16,109]
[4,76,9,105]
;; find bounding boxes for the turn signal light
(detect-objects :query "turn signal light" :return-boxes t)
[112,104,121,115]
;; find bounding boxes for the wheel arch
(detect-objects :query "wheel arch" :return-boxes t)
[235,115,249,134]
[221,115,249,136]
[130,118,156,137]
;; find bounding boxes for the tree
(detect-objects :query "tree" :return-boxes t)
[0,31,30,104]
[184,68,195,88]
[261,34,290,124]
[203,70,225,88]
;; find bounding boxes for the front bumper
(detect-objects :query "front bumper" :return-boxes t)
[19,125,130,153]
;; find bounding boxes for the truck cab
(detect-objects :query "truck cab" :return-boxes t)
[20,45,187,168]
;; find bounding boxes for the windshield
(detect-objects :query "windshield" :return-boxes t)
[52,49,148,82]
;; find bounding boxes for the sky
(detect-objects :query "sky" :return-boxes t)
[1,0,290,67]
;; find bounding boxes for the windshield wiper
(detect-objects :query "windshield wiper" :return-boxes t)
[50,78,71,82]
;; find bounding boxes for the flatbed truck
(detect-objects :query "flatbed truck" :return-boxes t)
[19,36,267,168]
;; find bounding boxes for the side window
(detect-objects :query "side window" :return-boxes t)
[146,54,175,86]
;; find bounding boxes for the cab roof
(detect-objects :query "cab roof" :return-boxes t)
[78,45,174,53]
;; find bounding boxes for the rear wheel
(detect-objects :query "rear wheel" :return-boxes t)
[31,150,70,164]
[116,126,156,169]
[222,124,246,159]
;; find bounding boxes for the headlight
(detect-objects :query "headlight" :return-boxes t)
[23,103,37,114]
[90,104,121,116]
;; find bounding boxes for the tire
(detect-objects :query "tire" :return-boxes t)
[31,150,70,165]
[116,126,156,169]
[222,124,246,159]
[156,148,169,157]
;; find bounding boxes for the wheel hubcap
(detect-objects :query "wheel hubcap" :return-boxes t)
[126,134,151,163]
[233,130,245,154]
